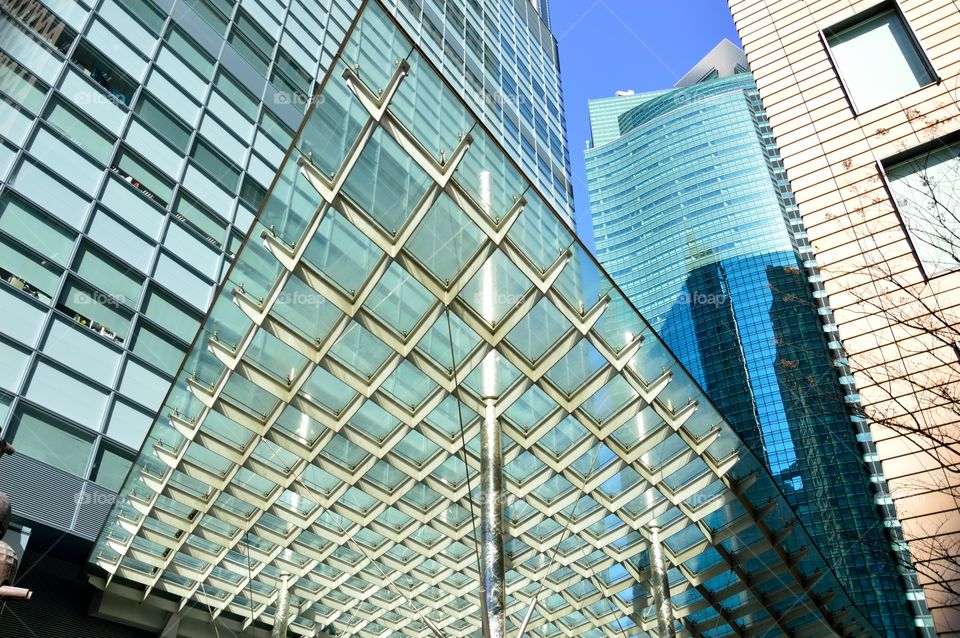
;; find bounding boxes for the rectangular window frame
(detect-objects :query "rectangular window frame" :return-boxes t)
[878,133,960,280]
[819,0,939,116]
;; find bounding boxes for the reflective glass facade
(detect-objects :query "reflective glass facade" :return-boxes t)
[586,73,928,635]
[0,0,571,540]
[89,5,883,636]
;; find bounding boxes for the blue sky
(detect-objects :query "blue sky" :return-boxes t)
[550,1,741,251]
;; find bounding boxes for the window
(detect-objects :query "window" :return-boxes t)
[8,407,94,476]
[173,192,226,248]
[0,194,76,265]
[91,444,133,490]
[121,0,165,36]
[135,93,192,152]
[142,285,201,343]
[885,139,960,277]
[71,41,136,107]
[132,322,187,373]
[113,146,174,206]
[271,50,312,109]
[43,98,115,164]
[59,277,132,342]
[165,25,214,78]
[240,174,266,209]
[228,9,274,75]
[824,4,936,112]
[191,138,241,192]
[259,108,294,149]
[73,242,143,307]
[214,69,258,120]
[0,56,47,113]
[182,0,231,36]
[0,234,61,302]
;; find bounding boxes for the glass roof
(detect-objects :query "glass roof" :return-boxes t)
[90,3,880,637]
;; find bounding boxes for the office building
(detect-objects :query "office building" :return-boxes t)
[0,0,571,633]
[585,41,930,635]
[728,0,960,632]
[85,3,888,636]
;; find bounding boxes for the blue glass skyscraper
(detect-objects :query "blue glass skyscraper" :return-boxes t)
[586,40,930,636]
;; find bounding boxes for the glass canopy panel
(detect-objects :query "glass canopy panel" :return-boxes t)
[91,3,884,637]
[453,126,529,222]
[258,159,320,245]
[296,60,367,179]
[302,205,384,295]
[363,261,436,336]
[389,50,475,165]
[328,321,392,378]
[342,127,432,235]
[270,276,343,341]
[405,192,485,283]
[505,296,572,363]
[458,249,532,326]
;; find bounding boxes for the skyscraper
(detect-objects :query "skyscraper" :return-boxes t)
[0,0,572,633]
[585,41,931,636]
[728,0,960,633]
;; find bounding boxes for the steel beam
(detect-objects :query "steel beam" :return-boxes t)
[271,574,291,638]
[649,525,677,638]
[480,400,505,638]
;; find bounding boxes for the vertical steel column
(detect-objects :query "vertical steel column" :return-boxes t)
[480,400,505,638]
[649,526,677,638]
[271,574,291,638]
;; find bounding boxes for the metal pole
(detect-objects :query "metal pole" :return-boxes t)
[271,574,291,638]
[649,526,676,638]
[480,400,505,638]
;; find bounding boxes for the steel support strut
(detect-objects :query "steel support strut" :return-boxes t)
[271,574,291,638]
[480,400,505,638]
[650,526,677,638]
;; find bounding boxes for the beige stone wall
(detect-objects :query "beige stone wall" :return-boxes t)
[728,0,960,633]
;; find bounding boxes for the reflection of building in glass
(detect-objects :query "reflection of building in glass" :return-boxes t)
[730,1,960,631]
[586,41,930,636]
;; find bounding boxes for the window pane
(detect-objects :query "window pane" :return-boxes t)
[114,147,174,206]
[165,26,214,78]
[122,0,165,36]
[71,41,136,107]
[91,445,133,490]
[74,242,143,306]
[0,234,61,302]
[887,141,960,276]
[8,407,94,476]
[183,0,229,36]
[191,138,241,191]
[214,69,258,120]
[132,322,187,373]
[173,192,226,246]
[827,9,935,112]
[142,285,201,342]
[0,55,47,112]
[44,98,115,163]
[59,278,132,341]
[0,194,76,265]
[135,93,191,151]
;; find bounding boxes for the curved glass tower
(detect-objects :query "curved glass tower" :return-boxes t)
[585,44,927,636]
